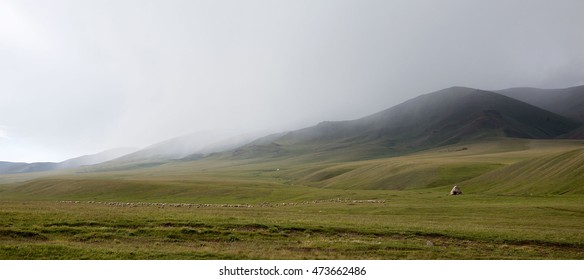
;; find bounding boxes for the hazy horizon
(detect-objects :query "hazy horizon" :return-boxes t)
[2,0,584,162]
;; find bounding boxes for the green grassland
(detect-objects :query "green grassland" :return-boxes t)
[1,138,583,259]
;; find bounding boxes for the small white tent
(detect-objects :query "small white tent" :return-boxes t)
[450,185,462,195]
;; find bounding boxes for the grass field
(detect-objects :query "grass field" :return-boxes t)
[1,138,583,259]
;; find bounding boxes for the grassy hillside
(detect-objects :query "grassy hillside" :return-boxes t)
[2,138,583,200]
[277,138,584,193]
[466,148,584,195]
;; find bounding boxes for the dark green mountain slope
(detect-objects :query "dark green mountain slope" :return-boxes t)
[497,85,584,122]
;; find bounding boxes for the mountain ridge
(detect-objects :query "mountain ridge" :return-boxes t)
[496,85,584,122]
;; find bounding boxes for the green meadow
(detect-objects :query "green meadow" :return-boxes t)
[1,138,583,259]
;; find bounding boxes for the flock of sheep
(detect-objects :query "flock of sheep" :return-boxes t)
[56,198,386,209]
[56,186,459,209]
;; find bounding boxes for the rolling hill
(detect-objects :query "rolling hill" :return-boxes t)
[465,148,584,195]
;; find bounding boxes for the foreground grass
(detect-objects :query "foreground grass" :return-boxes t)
[1,192,583,259]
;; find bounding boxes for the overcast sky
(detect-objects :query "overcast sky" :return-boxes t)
[1,0,584,162]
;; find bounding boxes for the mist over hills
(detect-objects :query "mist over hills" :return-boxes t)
[109,130,262,163]
[0,147,137,175]
[2,85,584,174]
[0,131,262,175]
[234,86,583,160]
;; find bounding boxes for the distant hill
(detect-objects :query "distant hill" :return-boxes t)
[0,147,137,175]
[234,87,582,161]
[497,85,584,122]
[0,161,58,174]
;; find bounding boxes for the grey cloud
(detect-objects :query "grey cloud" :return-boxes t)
[1,0,583,162]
